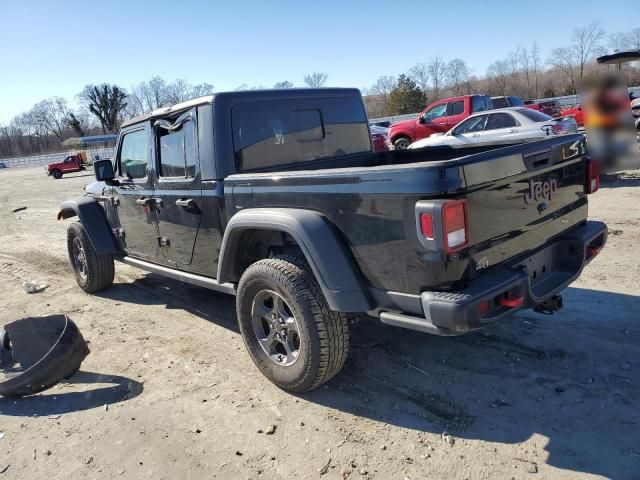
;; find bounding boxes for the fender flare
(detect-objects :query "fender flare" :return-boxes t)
[218,208,372,313]
[57,197,120,255]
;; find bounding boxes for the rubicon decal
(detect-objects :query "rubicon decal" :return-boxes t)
[525,178,558,204]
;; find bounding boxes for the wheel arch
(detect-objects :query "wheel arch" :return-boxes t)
[218,208,371,313]
[57,198,120,255]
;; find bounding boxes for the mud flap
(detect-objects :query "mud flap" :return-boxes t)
[0,315,89,397]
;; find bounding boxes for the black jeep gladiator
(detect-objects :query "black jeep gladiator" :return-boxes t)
[58,88,607,392]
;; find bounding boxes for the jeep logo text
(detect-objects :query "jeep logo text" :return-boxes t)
[525,178,557,204]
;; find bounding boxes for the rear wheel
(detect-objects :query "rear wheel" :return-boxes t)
[51,169,62,179]
[67,222,114,293]
[393,136,411,150]
[236,258,349,393]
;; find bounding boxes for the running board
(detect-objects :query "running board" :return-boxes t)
[119,256,236,295]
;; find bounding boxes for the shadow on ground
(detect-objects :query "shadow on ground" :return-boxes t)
[0,371,143,416]
[95,274,640,479]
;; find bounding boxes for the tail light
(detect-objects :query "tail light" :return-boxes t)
[418,199,469,253]
[442,200,469,252]
[552,122,566,134]
[585,159,600,194]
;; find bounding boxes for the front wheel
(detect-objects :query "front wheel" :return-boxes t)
[52,170,62,179]
[393,136,411,150]
[236,258,349,393]
[67,222,114,293]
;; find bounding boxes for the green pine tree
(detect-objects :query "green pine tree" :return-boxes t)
[387,74,426,115]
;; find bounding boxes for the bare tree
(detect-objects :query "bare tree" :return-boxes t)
[445,58,471,96]
[629,27,640,51]
[608,32,631,52]
[31,98,70,141]
[65,112,85,137]
[408,63,429,94]
[79,84,128,134]
[487,60,509,96]
[428,56,446,100]
[531,41,541,99]
[516,46,532,98]
[548,47,578,94]
[273,81,294,88]
[303,72,328,88]
[364,75,397,117]
[573,22,605,78]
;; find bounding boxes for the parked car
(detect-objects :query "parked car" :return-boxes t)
[46,154,86,179]
[387,94,493,149]
[370,124,389,152]
[560,104,584,127]
[58,88,606,392]
[491,96,525,108]
[524,99,562,118]
[409,108,578,149]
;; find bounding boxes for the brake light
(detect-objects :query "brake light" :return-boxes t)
[552,123,566,134]
[420,213,434,239]
[442,200,469,252]
[586,159,600,194]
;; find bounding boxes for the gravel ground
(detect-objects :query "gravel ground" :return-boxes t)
[0,167,638,480]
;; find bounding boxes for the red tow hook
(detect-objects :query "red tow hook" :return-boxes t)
[499,295,524,308]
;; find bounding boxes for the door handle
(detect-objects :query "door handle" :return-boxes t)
[508,129,517,133]
[175,198,196,208]
[136,197,153,206]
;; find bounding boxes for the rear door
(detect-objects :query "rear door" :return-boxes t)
[443,99,467,130]
[153,109,203,267]
[482,112,521,142]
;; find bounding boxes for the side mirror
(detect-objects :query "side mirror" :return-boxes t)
[94,159,118,185]
[418,115,426,124]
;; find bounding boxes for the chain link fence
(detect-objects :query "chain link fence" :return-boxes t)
[0,147,115,169]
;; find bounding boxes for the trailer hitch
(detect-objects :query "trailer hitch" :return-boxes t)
[533,294,563,315]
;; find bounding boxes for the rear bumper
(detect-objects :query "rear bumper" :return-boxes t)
[379,220,607,336]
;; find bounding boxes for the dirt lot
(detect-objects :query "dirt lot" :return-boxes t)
[0,167,638,480]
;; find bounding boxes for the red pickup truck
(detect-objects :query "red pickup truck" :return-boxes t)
[387,94,493,149]
[46,154,86,179]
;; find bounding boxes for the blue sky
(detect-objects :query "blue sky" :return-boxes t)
[0,0,636,123]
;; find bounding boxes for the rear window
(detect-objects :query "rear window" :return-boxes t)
[472,96,490,112]
[449,100,464,115]
[491,97,509,109]
[508,96,524,106]
[232,97,370,171]
[517,108,553,122]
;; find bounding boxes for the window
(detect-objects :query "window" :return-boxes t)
[119,129,148,179]
[485,113,518,130]
[491,97,509,109]
[157,118,196,178]
[232,97,370,171]
[449,100,464,115]
[423,103,447,122]
[472,96,490,112]
[517,108,552,122]
[508,96,524,106]
[453,115,488,135]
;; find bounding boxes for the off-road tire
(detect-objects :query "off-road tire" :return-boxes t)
[236,257,349,393]
[67,221,114,293]
[51,169,62,179]
[392,136,411,150]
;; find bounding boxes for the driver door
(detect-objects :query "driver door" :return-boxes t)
[112,125,160,260]
[416,103,448,137]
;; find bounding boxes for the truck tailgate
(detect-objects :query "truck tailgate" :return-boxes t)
[461,134,589,273]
